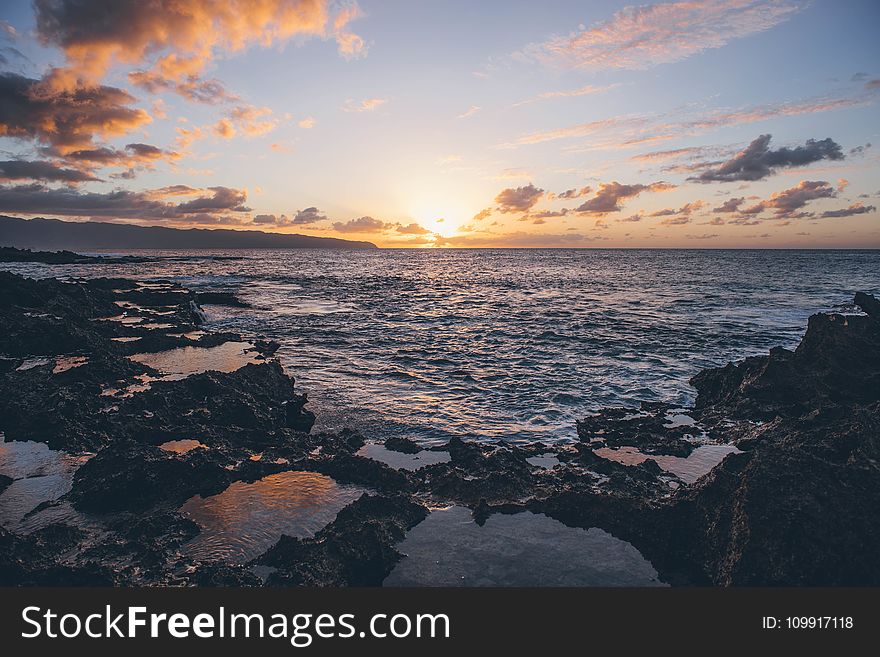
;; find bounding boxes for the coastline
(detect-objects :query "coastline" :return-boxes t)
[1,252,878,586]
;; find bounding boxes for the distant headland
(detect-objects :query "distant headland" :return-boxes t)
[0,216,378,250]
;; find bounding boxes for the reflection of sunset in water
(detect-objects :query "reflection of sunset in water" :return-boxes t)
[127,341,258,379]
[179,471,365,563]
[158,439,207,454]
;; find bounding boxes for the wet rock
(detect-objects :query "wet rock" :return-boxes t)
[0,474,12,495]
[184,562,263,586]
[0,524,116,586]
[195,291,250,308]
[691,295,880,423]
[416,438,536,505]
[68,439,232,513]
[383,436,422,454]
[576,403,698,457]
[256,495,428,586]
[855,291,880,319]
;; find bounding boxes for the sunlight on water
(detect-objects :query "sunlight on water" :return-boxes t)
[179,471,366,564]
[127,341,258,379]
[158,439,208,454]
[5,249,878,445]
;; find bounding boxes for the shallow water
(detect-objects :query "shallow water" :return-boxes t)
[594,444,741,484]
[158,439,208,454]
[356,443,451,470]
[0,434,92,530]
[384,506,666,587]
[5,249,878,445]
[178,470,366,564]
[127,341,257,379]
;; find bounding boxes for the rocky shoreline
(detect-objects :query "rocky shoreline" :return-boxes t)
[1,263,878,586]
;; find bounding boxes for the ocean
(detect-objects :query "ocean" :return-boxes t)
[3,248,878,446]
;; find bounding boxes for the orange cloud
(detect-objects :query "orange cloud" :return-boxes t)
[33,0,364,88]
[516,0,800,71]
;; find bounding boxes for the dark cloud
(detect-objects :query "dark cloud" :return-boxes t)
[0,182,249,224]
[332,216,387,233]
[713,197,745,213]
[555,186,591,199]
[176,186,250,213]
[650,200,703,225]
[575,181,674,214]
[741,180,836,219]
[252,213,289,226]
[292,207,328,225]
[495,183,544,213]
[529,208,569,219]
[0,72,151,155]
[691,134,843,183]
[819,203,876,219]
[0,160,99,183]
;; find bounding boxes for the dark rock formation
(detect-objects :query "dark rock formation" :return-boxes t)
[256,495,428,586]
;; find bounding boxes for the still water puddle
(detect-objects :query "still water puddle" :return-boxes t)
[158,439,208,454]
[178,471,366,564]
[594,444,741,484]
[0,434,92,530]
[526,453,561,469]
[384,506,665,587]
[127,341,257,380]
[356,443,451,471]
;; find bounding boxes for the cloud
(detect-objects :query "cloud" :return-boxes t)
[505,94,866,149]
[818,203,876,219]
[332,3,368,59]
[516,0,800,71]
[472,207,493,222]
[342,98,387,112]
[575,181,674,214]
[494,183,545,213]
[556,186,592,199]
[228,105,277,136]
[0,72,151,156]
[292,206,328,224]
[61,143,180,174]
[650,200,704,224]
[457,105,481,119]
[128,67,237,104]
[332,215,387,232]
[742,180,836,218]
[0,160,99,183]
[174,186,250,213]
[298,117,317,129]
[691,134,844,182]
[0,182,250,224]
[252,213,290,225]
[713,197,745,213]
[396,222,431,235]
[631,146,708,162]
[33,0,364,85]
[686,233,719,240]
[513,83,618,107]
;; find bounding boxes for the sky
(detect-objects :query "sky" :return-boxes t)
[0,0,878,248]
